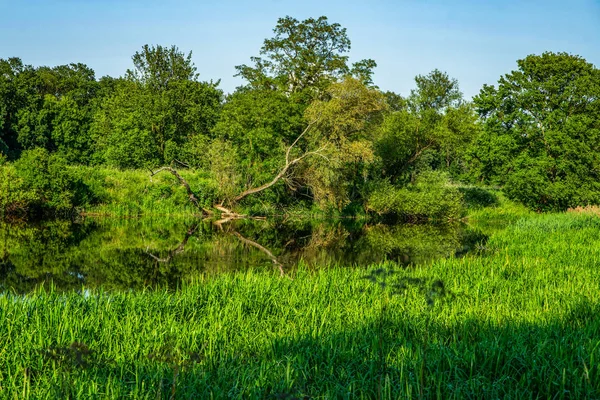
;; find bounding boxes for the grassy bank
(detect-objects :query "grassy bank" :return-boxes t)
[0,162,216,219]
[2,212,600,398]
[2,155,532,221]
[73,166,217,217]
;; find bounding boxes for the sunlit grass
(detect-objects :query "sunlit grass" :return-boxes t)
[1,213,600,398]
[74,166,217,217]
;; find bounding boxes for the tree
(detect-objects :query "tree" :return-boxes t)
[185,77,386,211]
[210,87,305,195]
[126,45,198,90]
[471,52,600,210]
[92,45,223,168]
[1,62,99,163]
[236,16,376,94]
[0,58,28,158]
[375,70,478,184]
[294,77,387,207]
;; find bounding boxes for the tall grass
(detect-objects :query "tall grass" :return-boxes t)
[1,213,600,398]
[72,166,217,217]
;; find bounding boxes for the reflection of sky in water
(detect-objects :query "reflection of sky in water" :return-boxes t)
[0,218,489,293]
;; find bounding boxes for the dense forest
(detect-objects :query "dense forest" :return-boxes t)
[1,16,599,219]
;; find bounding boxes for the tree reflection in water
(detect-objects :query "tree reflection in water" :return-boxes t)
[0,217,488,293]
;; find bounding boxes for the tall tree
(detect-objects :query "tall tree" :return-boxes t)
[211,88,305,200]
[1,61,99,163]
[92,45,222,168]
[375,70,478,184]
[236,16,376,94]
[126,44,198,90]
[295,77,387,207]
[0,58,28,158]
[471,52,600,210]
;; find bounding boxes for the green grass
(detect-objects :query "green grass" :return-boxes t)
[465,188,533,236]
[73,166,218,217]
[1,212,600,398]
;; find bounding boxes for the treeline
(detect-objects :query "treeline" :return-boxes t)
[1,16,599,218]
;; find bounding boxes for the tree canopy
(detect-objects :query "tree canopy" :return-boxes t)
[235,16,376,94]
[471,52,600,210]
[1,17,600,216]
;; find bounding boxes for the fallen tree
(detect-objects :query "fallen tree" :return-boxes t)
[150,118,325,217]
[149,77,386,217]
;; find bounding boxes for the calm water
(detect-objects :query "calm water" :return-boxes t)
[0,217,489,293]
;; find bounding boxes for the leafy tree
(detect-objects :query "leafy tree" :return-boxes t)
[92,45,223,168]
[210,88,305,201]
[375,70,478,184]
[0,58,28,158]
[382,91,407,112]
[91,79,159,168]
[471,52,600,210]
[126,44,198,90]
[0,62,99,163]
[299,77,387,207]
[236,16,376,95]
[358,70,477,218]
[203,77,385,209]
[9,148,93,217]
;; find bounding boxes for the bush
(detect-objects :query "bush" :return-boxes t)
[5,148,95,218]
[458,186,499,209]
[366,171,464,220]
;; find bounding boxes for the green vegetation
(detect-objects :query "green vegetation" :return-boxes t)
[366,171,464,221]
[470,52,600,211]
[2,16,597,219]
[0,216,484,293]
[1,13,600,399]
[2,212,600,398]
[0,163,218,218]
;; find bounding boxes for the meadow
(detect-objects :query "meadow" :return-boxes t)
[1,211,600,399]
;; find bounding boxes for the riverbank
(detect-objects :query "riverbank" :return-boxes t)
[2,212,599,398]
[2,150,534,223]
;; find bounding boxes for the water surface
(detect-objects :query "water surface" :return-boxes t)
[0,217,489,293]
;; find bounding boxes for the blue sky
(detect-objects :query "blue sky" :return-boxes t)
[1,0,599,99]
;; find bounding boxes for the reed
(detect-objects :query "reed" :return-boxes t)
[1,213,600,398]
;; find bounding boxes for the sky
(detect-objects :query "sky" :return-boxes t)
[1,0,599,99]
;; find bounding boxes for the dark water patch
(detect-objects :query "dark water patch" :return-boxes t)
[0,217,489,293]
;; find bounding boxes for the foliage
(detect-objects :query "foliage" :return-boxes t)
[92,45,222,168]
[126,44,198,89]
[458,186,499,209]
[0,58,27,159]
[204,139,243,203]
[79,166,218,216]
[471,52,600,210]
[0,148,94,217]
[236,15,376,95]
[375,70,479,184]
[211,87,305,194]
[2,213,600,397]
[300,77,387,207]
[2,20,600,216]
[0,59,99,163]
[366,171,464,220]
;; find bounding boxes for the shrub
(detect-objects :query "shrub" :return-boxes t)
[7,148,94,217]
[458,186,499,209]
[366,171,464,220]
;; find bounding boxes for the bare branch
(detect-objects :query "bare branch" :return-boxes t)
[232,231,286,276]
[173,159,191,168]
[150,166,202,211]
[286,117,320,164]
